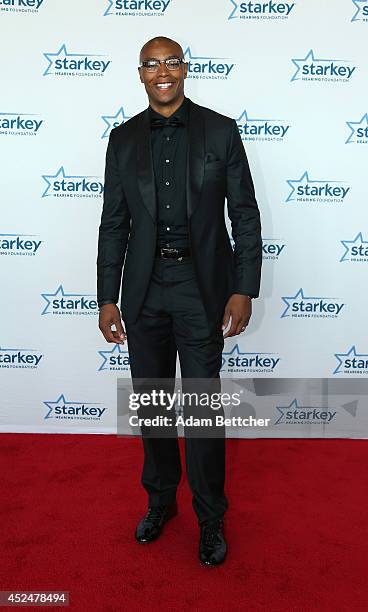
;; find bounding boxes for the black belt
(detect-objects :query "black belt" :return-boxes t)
[156,246,191,260]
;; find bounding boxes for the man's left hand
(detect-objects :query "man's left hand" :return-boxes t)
[222,294,252,338]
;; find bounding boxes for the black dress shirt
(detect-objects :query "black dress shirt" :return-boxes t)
[149,96,189,249]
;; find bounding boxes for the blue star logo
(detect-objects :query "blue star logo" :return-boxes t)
[286,171,310,202]
[101,107,131,139]
[281,288,336,318]
[290,49,348,82]
[98,343,130,371]
[333,345,368,374]
[351,0,368,21]
[346,113,368,144]
[43,393,102,419]
[41,284,96,315]
[275,399,300,424]
[340,232,368,262]
[291,49,314,81]
[43,43,104,76]
[285,170,345,203]
[228,0,296,20]
[44,393,68,419]
[183,46,226,62]
[41,166,101,198]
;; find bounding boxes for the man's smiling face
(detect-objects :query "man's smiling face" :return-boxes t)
[138,38,188,112]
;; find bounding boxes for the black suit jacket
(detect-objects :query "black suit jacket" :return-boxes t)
[97,98,262,330]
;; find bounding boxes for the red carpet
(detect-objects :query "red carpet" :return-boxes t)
[1,434,368,611]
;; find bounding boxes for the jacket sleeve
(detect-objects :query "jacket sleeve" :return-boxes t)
[226,119,262,298]
[97,130,131,307]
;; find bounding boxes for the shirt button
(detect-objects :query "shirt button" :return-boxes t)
[165,181,170,186]
[166,204,170,209]
[166,226,171,231]
[166,136,170,141]
[165,159,170,163]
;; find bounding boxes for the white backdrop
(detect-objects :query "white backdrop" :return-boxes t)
[0,0,367,434]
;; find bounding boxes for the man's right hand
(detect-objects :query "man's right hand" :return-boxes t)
[98,304,127,344]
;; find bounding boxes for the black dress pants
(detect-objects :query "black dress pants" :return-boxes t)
[124,256,228,525]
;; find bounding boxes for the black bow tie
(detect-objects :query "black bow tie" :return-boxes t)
[150,116,185,129]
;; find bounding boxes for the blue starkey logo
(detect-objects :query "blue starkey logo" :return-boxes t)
[236,110,290,142]
[104,0,171,16]
[101,107,132,139]
[43,394,107,421]
[286,171,350,204]
[0,0,45,12]
[41,285,98,316]
[98,344,130,372]
[275,399,337,425]
[291,49,356,82]
[334,346,368,375]
[351,0,368,21]
[281,288,345,319]
[262,238,286,260]
[0,233,43,256]
[340,233,368,262]
[183,46,235,80]
[0,345,43,369]
[221,344,281,373]
[43,44,111,77]
[42,167,104,198]
[228,0,295,20]
[346,114,368,144]
[0,112,43,136]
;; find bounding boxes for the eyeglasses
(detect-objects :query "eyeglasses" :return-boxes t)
[140,58,184,72]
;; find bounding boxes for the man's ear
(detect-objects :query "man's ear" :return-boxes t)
[183,63,188,80]
[138,67,144,83]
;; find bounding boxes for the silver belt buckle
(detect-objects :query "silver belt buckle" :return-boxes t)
[161,247,179,259]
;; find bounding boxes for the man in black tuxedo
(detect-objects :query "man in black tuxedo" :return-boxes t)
[97,36,262,566]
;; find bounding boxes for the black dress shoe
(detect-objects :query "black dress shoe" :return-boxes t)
[199,518,227,566]
[135,501,177,543]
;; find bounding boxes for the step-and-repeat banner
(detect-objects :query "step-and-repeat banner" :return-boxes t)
[1,0,367,435]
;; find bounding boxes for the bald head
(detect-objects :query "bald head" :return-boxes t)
[139,36,184,63]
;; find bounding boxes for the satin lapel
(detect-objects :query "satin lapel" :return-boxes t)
[136,109,156,222]
[186,100,205,219]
